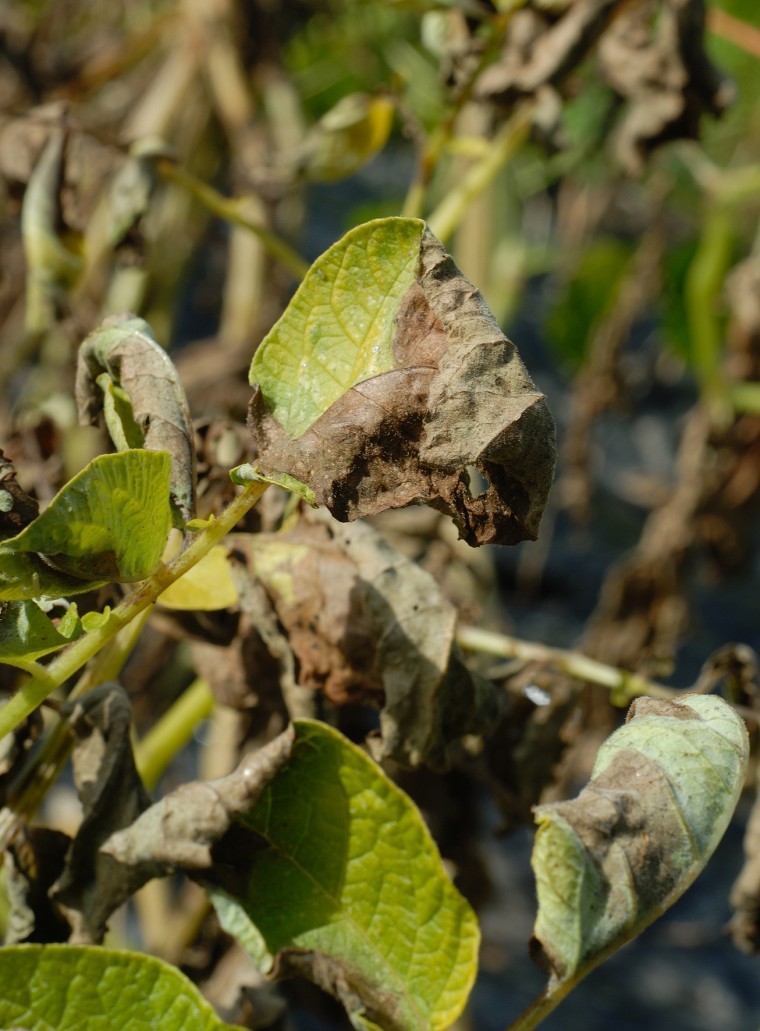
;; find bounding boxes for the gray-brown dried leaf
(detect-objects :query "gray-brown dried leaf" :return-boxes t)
[597,0,732,174]
[249,227,556,547]
[102,726,295,877]
[76,313,196,522]
[244,514,504,767]
[50,684,154,944]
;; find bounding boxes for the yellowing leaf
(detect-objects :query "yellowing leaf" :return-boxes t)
[158,546,238,611]
[249,217,425,438]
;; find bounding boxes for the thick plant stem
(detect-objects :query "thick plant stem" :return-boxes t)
[135,677,215,791]
[157,160,309,279]
[456,625,676,705]
[0,481,268,743]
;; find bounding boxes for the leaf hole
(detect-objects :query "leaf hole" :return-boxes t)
[465,465,489,500]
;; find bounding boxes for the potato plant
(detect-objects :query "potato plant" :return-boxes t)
[1,2,759,1029]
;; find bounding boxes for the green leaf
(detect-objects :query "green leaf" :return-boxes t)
[0,600,81,667]
[210,719,479,1031]
[0,944,244,1030]
[0,547,106,601]
[531,695,749,990]
[3,450,172,583]
[249,217,425,438]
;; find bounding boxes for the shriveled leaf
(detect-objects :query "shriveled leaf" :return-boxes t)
[0,600,81,668]
[3,449,172,583]
[76,314,196,522]
[0,945,245,1030]
[208,720,479,1031]
[50,684,155,943]
[5,827,72,944]
[597,0,731,174]
[242,515,503,766]
[248,217,555,546]
[158,545,239,611]
[102,726,296,874]
[531,695,749,988]
[0,448,39,540]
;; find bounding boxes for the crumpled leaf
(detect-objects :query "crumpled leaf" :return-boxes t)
[0,945,245,1031]
[0,600,81,668]
[474,1,623,104]
[597,0,733,175]
[530,694,748,988]
[103,725,295,875]
[5,827,72,944]
[76,314,196,523]
[248,217,555,547]
[240,513,504,767]
[3,449,172,583]
[50,684,155,943]
[157,545,238,611]
[0,448,39,541]
[207,720,479,1031]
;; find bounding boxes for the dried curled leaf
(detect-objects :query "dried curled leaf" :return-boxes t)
[50,684,155,944]
[531,695,748,987]
[597,0,732,174]
[248,217,555,547]
[238,513,503,767]
[76,314,196,523]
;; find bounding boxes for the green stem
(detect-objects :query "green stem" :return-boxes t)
[455,626,676,705]
[684,204,734,424]
[507,979,577,1031]
[427,104,534,244]
[402,10,517,220]
[135,677,215,791]
[157,160,310,279]
[0,481,268,743]
[730,381,760,414]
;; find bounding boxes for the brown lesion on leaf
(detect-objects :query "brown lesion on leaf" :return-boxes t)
[248,227,556,547]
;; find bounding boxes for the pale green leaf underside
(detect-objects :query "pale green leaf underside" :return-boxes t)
[0,600,80,666]
[532,694,748,985]
[3,450,172,583]
[0,944,244,1031]
[0,547,105,601]
[249,217,425,438]
[212,719,478,1031]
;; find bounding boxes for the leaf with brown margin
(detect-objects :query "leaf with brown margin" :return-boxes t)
[529,695,748,1001]
[237,512,504,767]
[76,313,196,523]
[248,218,556,547]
